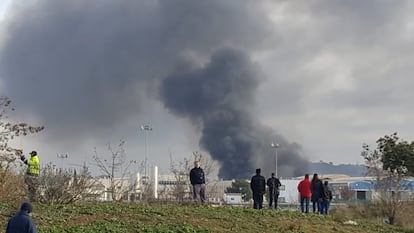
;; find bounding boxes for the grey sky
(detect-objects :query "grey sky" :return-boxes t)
[1,1,414,178]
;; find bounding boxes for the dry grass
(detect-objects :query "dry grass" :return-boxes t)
[0,169,26,202]
[331,202,414,230]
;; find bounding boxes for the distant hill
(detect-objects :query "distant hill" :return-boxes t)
[307,162,366,177]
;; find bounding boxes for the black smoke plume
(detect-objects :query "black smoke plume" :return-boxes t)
[0,1,309,176]
[160,49,308,179]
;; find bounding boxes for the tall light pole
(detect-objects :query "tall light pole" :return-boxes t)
[56,153,68,168]
[270,142,279,177]
[140,124,152,179]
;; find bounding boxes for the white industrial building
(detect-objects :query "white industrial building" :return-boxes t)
[91,170,414,204]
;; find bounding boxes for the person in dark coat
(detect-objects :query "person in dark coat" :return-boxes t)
[267,172,282,209]
[6,202,37,233]
[189,161,206,204]
[321,180,333,214]
[310,173,324,214]
[250,168,265,209]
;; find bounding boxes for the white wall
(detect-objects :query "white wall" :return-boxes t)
[279,179,301,204]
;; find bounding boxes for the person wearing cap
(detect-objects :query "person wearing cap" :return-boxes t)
[20,151,40,202]
[250,168,265,209]
[267,172,282,209]
[6,202,37,233]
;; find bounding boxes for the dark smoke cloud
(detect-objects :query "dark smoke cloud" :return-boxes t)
[0,0,308,176]
[0,0,272,141]
[160,49,308,179]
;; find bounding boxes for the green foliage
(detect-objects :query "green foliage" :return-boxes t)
[361,132,414,225]
[140,223,211,233]
[362,132,414,178]
[376,133,414,176]
[225,179,251,201]
[0,202,411,233]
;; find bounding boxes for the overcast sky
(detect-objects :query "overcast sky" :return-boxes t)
[1,0,414,178]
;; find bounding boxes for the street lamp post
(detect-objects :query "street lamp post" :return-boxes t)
[56,153,68,168]
[140,125,152,179]
[270,142,279,177]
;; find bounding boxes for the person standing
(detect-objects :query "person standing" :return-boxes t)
[250,168,265,209]
[6,202,37,233]
[310,173,324,214]
[297,174,312,213]
[321,180,333,214]
[267,172,282,209]
[189,161,206,204]
[20,151,40,202]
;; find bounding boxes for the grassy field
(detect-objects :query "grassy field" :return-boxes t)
[0,202,413,233]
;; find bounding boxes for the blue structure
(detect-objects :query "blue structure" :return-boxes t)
[400,180,414,191]
[349,181,374,191]
[349,180,414,191]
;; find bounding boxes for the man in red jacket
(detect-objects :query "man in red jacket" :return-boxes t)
[297,174,312,213]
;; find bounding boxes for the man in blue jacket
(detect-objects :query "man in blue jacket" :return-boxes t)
[6,202,37,233]
[190,161,206,204]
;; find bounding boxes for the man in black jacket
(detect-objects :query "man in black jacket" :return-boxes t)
[250,168,265,209]
[6,202,37,233]
[267,172,282,209]
[189,161,206,204]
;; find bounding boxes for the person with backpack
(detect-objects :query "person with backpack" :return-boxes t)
[321,180,333,214]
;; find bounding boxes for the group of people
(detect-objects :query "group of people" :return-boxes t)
[190,162,283,210]
[5,150,41,233]
[190,162,332,214]
[190,161,283,210]
[250,168,281,209]
[7,160,333,233]
[297,173,333,214]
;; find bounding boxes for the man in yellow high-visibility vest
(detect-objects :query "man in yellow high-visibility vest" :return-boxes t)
[20,151,40,202]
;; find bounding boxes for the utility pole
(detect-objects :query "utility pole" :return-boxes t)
[270,142,279,177]
[140,125,152,179]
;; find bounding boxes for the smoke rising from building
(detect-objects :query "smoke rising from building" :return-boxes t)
[160,49,308,179]
[0,1,308,177]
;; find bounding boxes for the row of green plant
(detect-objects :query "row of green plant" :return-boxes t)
[1,202,413,233]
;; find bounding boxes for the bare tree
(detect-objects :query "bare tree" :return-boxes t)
[0,97,44,162]
[338,186,355,201]
[192,151,217,179]
[92,140,136,202]
[169,151,219,203]
[361,133,414,224]
[0,166,26,202]
[38,162,99,204]
[169,153,191,203]
[0,96,44,201]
